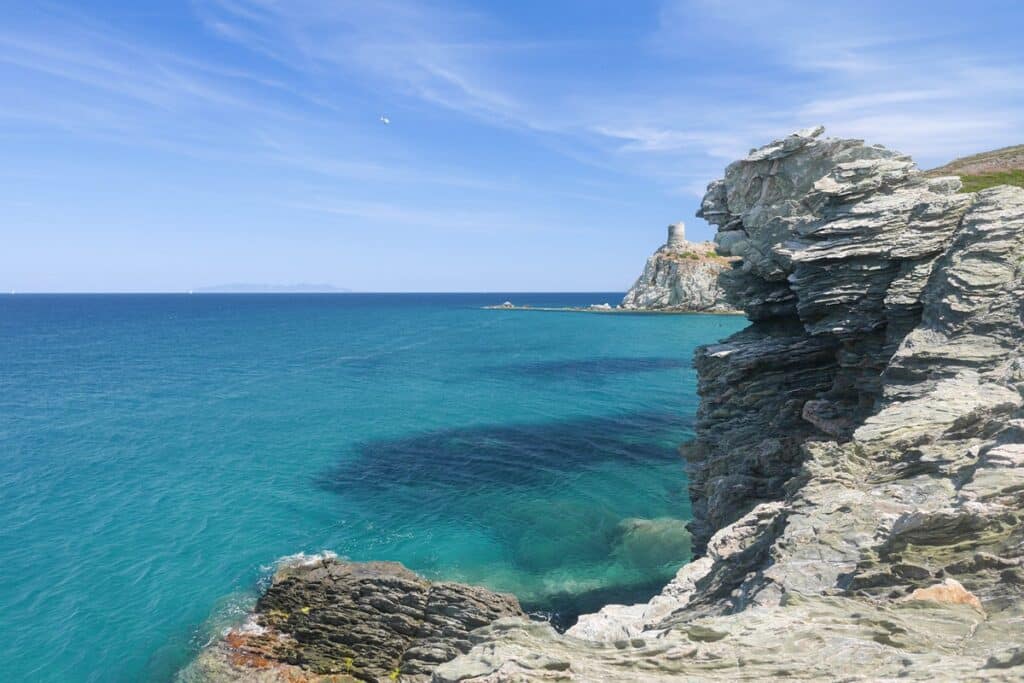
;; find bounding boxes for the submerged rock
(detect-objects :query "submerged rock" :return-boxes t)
[609,517,692,570]
[621,222,737,312]
[181,558,523,683]
[439,128,1024,680]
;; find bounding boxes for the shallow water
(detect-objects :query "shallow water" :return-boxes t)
[0,293,746,681]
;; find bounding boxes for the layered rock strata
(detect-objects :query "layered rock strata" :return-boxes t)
[436,127,1024,680]
[620,222,736,312]
[180,558,523,683]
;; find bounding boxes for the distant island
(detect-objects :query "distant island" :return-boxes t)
[192,283,352,293]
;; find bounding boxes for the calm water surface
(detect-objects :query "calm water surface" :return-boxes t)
[0,293,746,681]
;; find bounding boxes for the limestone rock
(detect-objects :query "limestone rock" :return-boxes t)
[620,222,737,312]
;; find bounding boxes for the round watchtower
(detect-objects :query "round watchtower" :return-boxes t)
[667,222,687,250]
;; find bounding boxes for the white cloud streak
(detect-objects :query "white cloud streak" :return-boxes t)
[5,0,1023,211]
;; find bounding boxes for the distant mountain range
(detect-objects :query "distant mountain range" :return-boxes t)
[193,283,352,293]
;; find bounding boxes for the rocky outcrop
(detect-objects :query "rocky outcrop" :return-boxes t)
[437,127,1024,680]
[620,222,737,312]
[180,558,523,683]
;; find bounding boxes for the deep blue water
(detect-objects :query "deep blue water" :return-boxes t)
[0,294,746,681]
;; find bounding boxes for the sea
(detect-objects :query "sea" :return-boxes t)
[0,293,746,681]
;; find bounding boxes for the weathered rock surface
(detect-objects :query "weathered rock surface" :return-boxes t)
[180,558,523,683]
[437,128,1024,680]
[621,222,737,312]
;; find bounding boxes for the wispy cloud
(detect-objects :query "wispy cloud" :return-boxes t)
[454,0,1024,205]
[0,3,540,195]
[18,0,1019,203]
[4,0,1024,292]
[193,0,552,131]
[8,0,1023,178]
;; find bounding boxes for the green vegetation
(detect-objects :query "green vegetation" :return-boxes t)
[957,170,1024,193]
[667,250,730,263]
[925,144,1024,193]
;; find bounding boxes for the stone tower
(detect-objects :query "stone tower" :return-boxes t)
[667,222,687,250]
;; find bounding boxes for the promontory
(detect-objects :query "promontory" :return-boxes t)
[620,222,736,312]
[187,126,1024,681]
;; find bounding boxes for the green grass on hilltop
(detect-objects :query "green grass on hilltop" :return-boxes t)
[666,250,730,263]
[926,144,1024,193]
[957,170,1024,193]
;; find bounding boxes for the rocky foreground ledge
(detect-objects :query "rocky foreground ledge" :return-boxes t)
[190,127,1024,681]
[179,558,523,682]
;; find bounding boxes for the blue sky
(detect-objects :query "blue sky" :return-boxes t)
[2,1,1023,292]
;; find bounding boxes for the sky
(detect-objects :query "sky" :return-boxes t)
[2,1,1023,292]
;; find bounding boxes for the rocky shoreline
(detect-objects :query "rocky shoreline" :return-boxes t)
[481,302,742,315]
[189,127,1024,681]
[178,558,525,682]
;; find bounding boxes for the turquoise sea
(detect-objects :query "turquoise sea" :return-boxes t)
[0,294,746,681]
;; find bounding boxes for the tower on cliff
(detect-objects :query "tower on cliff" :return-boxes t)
[667,222,687,250]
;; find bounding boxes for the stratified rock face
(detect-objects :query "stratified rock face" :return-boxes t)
[688,125,977,547]
[684,321,838,546]
[180,558,523,683]
[620,222,736,312]
[437,128,1024,681]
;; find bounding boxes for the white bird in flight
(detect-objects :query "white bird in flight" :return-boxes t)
[380,115,390,124]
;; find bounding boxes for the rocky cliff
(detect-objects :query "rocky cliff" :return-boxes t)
[434,127,1024,681]
[620,222,736,312]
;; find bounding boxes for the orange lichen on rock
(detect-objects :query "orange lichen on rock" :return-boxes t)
[230,651,273,669]
[224,630,249,649]
[907,578,983,611]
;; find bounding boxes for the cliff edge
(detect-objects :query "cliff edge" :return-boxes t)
[620,222,737,312]
[436,127,1024,681]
